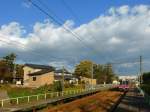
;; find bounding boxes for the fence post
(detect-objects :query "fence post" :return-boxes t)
[37,95,39,101]
[17,98,19,104]
[28,96,30,103]
[56,92,59,97]
[1,100,3,107]
[45,93,47,100]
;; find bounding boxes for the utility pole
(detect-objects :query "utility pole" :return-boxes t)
[140,56,143,84]
[62,66,64,91]
[91,63,93,89]
[13,64,16,84]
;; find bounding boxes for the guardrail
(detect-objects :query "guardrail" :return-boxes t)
[0,84,114,108]
[137,86,150,105]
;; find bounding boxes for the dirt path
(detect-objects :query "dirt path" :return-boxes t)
[115,88,150,112]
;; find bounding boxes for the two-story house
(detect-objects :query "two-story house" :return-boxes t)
[23,64,55,87]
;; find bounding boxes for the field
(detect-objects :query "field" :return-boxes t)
[41,91,122,112]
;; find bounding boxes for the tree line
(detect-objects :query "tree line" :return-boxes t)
[74,60,118,84]
[0,53,117,84]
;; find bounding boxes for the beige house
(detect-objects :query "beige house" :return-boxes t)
[23,64,55,87]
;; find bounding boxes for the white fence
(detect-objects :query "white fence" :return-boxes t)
[0,88,95,107]
[0,84,114,108]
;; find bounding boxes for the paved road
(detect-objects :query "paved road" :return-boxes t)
[115,88,150,112]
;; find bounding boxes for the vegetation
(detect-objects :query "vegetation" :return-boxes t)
[53,81,63,92]
[141,84,150,95]
[74,60,117,84]
[0,84,53,98]
[0,53,17,82]
[141,72,150,95]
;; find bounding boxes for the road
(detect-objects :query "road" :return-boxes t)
[115,88,150,112]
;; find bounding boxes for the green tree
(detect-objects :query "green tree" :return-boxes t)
[0,60,11,81]
[3,53,16,73]
[74,60,93,78]
[74,60,117,84]
[3,53,17,82]
[93,64,117,84]
[15,64,24,78]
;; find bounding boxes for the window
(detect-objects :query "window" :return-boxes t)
[33,77,36,81]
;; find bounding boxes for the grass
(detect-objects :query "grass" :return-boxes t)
[0,84,53,98]
[0,84,84,98]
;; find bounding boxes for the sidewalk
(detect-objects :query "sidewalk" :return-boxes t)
[115,88,150,112]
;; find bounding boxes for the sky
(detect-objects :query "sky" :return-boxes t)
[0,0,150,74]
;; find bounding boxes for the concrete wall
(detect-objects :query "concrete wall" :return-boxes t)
[23,66,41,86]
[28,72,54,87]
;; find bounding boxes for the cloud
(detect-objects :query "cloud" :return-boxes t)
[0,5,150,73]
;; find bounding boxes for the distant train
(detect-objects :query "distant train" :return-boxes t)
[118,80,129,90]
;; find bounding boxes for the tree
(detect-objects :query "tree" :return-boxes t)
[3,53,16,73]
[15,64,24,78]
[74,60,117,84]
[0,60,11,81]
[74,60,93,78]
[143,72,150,84]
[2,53,17,82]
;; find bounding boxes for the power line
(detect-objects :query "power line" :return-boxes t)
[60,0,98,42]
[29,0,101,58]
[60,0,81,23]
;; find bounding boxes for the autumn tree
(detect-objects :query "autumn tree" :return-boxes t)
[74,60,93,78]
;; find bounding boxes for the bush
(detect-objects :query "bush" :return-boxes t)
[53,81,62,92]
[141,84,150,95]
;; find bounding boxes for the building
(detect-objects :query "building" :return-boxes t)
[119,75,137,81]
[80,76,97,85]
[54,69,78,84]
[23,64,55,87]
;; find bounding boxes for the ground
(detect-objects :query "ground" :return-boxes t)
[40,91,122,112]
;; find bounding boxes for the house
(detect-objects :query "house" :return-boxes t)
[54,69,78,84]
[23,64,55,87]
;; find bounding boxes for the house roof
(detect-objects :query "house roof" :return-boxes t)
[25,63,55,70]
[54,75,74,80]
[55,69,71,74]
[28,69,53,76]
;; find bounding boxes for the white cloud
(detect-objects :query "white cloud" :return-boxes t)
[0,5,150,72]
[108,37,122,44]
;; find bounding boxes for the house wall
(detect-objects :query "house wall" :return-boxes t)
[23,66,41,86]
[81,77,97,85]
[28,72,54,87]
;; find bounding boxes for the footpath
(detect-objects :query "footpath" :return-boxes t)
[115,88,150,112]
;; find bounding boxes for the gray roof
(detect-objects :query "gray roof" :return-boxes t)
[25,63,55,70]
[55,69,71,74]
[28,69,53,76]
